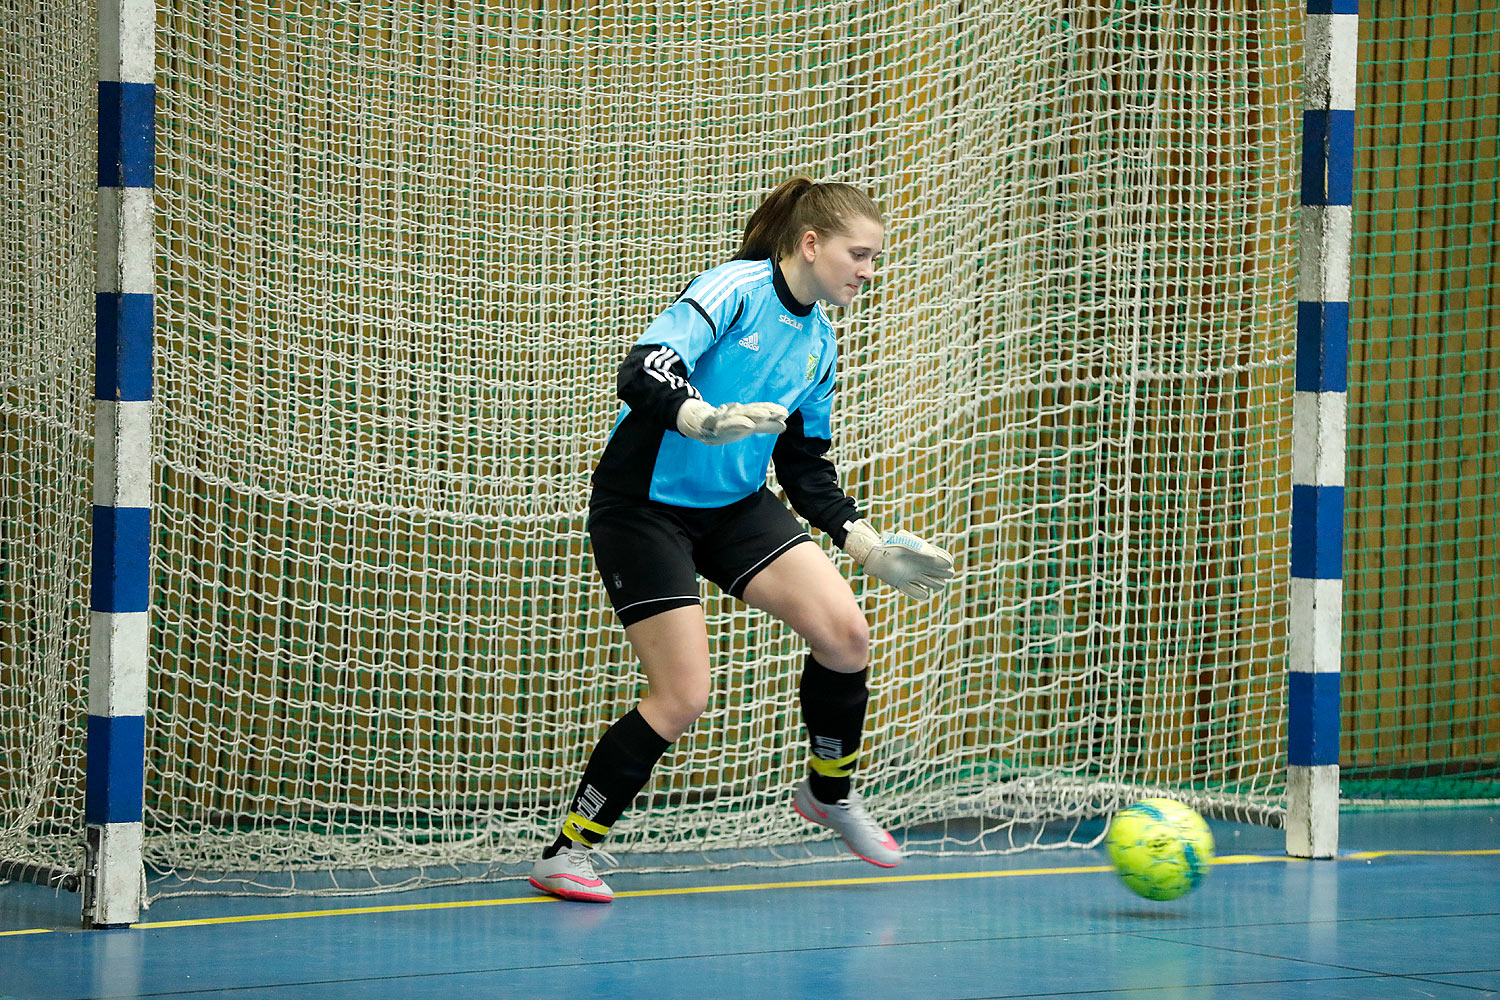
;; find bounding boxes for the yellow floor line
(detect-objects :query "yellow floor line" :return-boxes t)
[1344,848,1500,859]
[4,848,1495,937]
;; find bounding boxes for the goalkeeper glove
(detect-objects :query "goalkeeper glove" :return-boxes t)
[842,519,955,600]
[676,399,789,445]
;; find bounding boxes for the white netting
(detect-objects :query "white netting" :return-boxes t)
[0,0,95,874]
[3,2,1302,894]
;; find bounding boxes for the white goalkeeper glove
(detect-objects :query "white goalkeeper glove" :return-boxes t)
[676,398,789,445]
[842,519,955,600]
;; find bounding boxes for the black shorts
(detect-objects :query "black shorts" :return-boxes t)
[588,487,813,627]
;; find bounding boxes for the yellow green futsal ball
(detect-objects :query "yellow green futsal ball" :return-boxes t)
[1104,798,1214,901]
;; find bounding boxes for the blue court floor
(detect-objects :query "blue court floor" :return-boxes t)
[2,808,1498,999]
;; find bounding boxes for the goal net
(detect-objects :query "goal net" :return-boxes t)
[3,2,1302,894]
[1,1,98,873]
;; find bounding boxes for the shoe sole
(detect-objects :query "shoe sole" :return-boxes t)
[793,798,903,869]
[529,876,614,904]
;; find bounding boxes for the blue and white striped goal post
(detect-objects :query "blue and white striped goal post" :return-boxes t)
[1288,0,1357,860]
[87,0,155,928]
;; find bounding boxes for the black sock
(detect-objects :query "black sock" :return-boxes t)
[799,654,869,803]
[544,708,672,858]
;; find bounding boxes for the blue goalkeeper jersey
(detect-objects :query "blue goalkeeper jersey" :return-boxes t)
[593,258,859,540]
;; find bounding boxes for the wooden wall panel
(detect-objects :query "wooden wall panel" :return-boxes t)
[1346,2,1500,781]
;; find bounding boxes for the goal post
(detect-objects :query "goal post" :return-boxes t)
[86,0,156,927]
[4,2,1333,916]
[1285,0,1357,860]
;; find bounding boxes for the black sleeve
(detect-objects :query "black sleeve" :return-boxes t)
[772,410,861,547]
[615,344,702,433]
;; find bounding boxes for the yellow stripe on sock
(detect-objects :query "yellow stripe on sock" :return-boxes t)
[809,750,860,779]
[563,812,610,843]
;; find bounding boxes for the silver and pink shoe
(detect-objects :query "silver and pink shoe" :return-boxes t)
[793,778,903,868]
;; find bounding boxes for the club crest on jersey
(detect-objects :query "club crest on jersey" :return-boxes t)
[738,330,760,351]
[805,352,820,381]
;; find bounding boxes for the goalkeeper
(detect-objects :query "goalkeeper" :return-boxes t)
[531,178,955,903]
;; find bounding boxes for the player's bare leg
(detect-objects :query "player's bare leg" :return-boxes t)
[628,605,713,742]
[742,541,867,673]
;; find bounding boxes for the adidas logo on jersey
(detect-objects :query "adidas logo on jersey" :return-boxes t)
[738,331,760,351]
[778,314,803,331]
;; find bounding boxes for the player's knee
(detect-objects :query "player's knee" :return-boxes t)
[820,608,870,674]
[644,683,711,740]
